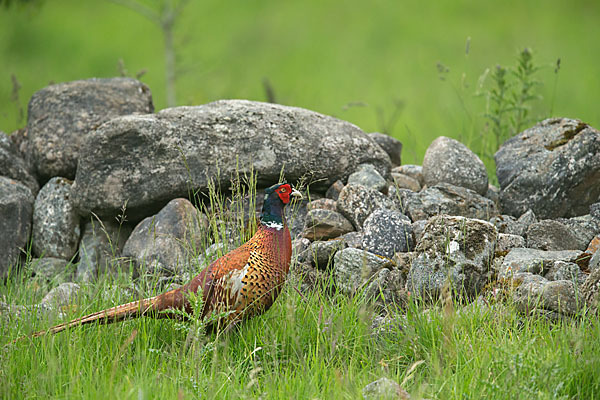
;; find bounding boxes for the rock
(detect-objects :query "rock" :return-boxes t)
[391,172,421,192]
[407,215,497,300]
[122,198,207,277]
[333,248,393,295]
[514,278,580,316]
[0,133,39,194]
[302,209,354,241]
[362,377,410,400]
[28,257,74,290]
[398,183,498,222]
[581,267,600,312]
[347,163,387,192]
[292,237,311,265]
[496,233,526,255]
[498,248,583,280]
[590,202,600,220]
[340,231,363,249]
[306,198,337,212]
[544,261,585,285]
[368,132,402,166]
[72,100,391,220]
[491,209,538,237]
[32,177,81,260]
[527,218,598,251]
[289,262,327,294]
[392,252,416,275]
[27,78,154,181]
[392,164,424,186]
[485,184,500,205]
[325,180,345,201]
[411,220,428,246]
[495,118,600,218]
[77,217,133,281]
[40,282,81,309]
[287,195,312,240]
[337,184,398,229]
[307,239,346,269]
[365,268,409,311]
[0,177,34,277]
[361,209,414,257]
[422,136,488,195]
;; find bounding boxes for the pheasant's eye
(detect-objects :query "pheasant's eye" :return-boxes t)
[280,187,286,193]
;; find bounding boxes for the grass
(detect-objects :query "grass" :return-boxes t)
[2,268,600,399]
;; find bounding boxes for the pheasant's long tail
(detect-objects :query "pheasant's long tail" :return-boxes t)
[27,296,158,340]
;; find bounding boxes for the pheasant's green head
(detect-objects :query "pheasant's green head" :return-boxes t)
[262,183,303,225]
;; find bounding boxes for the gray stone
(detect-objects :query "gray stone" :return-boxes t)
[398,183,498,222]
[411,220,428,246]
[407,215,497,300]
[306,198,337,212]
[325,180,345,201]
[392,164,423,186]
[302,208,354,241]
[365,268,408,311]
[0,133,39,194]
[40,282,81,309]
[485,184,500,205]
[337,184,398,229]
[340,231,363,249]
[582,267,600,312]
[527,218,598,251]
[361,208,414,257]
[72,100,391,220]
[28,257,74,289]
[368,132,402,166]
[362,377,410,400]
[422,136,488,195]
[391,172,421,192]
[514,278,580,316]
[498,248,583,280]
[0,176,34,277]
[27,78,154,181]
[495,118,600,218]
[591,202,600,220]
[77,217,133,281]
[32,177,81,260]
[347,163,387,192]
[289,262,328,294]
[496,233,526,255]
[122,198,208,277]
[544,261,585,285]
[292,237,311,265]
[333,248,393,295]
[392,252,416,275]
[308,239,346,269]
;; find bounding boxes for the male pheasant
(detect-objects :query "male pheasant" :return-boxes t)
[25,182,302,339]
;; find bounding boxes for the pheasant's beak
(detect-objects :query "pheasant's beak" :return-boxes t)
[291,188,303,200]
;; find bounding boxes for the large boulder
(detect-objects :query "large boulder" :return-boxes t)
[495,118,600,218]
[72,100,391,220]
[407,215,498,300]
[0,133,39,195]
[422,136,488,195]
[32,177,81,260]
[27,78,154,182]
[0,177,34,277]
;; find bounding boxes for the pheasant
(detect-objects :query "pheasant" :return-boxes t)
[25,182,302,339]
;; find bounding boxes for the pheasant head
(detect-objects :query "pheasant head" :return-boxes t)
[260,182,302,228]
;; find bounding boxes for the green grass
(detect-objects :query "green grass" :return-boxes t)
[2,266,600,399]
[1,0,600,167]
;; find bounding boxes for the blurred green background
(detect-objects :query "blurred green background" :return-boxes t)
[1,0,599,167]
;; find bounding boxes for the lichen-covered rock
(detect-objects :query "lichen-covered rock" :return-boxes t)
[340,231,363,249]
[495,118,600,218]
[347,163,387,192]
[514,278,580,316]
[27,78,154,181]
[72,100,391,220]
[392,164,424,186]
[422,136,488,195]
[333,248,393,295]
[77,217,133,281]
[398,183,498,222]
[32,177,81,260]
[122,198,207,277]
[527,217,598,251]
[289,262,327,294]
[0,177,34,277]
[325,180,345,201]
[362,377,410,400]
[496,233,526,255]
[28,257,74,289]
[544,261,585,285]
[302,209,354,241]
[40,282,81,309]
[0,133,39,195]
[337,184,397,228]
[306,198,337,212]
[391,172,421,192]
[365,268,409,311]
[368,132,403,166]
[361,208,414,257]
[307,239,346,269]
[407,215,497,300]
[498,248,583,280]
[581,267,600,312]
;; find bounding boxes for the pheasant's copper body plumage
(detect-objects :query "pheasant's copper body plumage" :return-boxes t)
[26,182,301,339]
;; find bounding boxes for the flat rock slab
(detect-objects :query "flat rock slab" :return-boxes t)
[73,100,391,220]
[498,247,584,279]
[495,118,600,218]
[27,78,154,181]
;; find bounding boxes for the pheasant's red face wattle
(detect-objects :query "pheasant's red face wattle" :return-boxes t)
[275,184,293,204]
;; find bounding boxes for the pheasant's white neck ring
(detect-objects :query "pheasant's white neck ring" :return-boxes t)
[262,220,284,230]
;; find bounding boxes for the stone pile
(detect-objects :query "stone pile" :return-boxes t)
[1,77,600,319]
